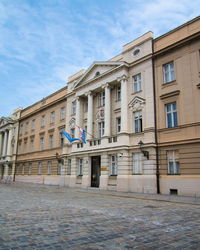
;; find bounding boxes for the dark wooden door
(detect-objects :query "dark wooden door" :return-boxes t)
[91,156,101,187]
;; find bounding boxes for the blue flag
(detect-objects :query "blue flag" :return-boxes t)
[61,130,80,143]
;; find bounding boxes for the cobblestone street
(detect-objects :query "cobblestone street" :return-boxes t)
[0,183,200,249]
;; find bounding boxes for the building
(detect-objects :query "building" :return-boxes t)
[15,87,67,185]
[62,32,157,193]
[154,16,200,196]
[0,108,22,181]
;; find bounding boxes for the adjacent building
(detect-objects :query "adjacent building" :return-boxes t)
[154,16,200,196]
[0,108,22,181]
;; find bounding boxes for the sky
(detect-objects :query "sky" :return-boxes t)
[0,0,199,117]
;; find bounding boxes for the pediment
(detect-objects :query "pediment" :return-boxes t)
[128,96,145,111]
[0,117,14,127]
[74,61,124,88]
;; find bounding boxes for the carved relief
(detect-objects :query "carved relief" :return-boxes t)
[129,96,145,112]
[96,108,105,121]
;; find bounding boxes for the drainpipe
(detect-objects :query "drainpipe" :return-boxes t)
[152,39,160,194]
[13,117,21,182]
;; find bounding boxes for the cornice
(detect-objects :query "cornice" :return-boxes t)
[160,90,180,100]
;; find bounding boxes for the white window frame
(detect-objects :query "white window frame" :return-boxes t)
[40,137,44,151]
[133,111,143,133]
[116,117,121,133]
[60,107,66,120]
[31,119,35,131]
[49,134,54,149]
[71,101,76,115]
[133,73,141,93]
[116,85,121,101]
[167,150,180,174]
[110,155,118,176]
[67,159,71,175]
[99,91,105,107]
[98,121,105,138]
[50,111,55,123]
[78,158,83,176]
[163,62,175,83]
[30,139,34,152]
[47,161,52,175]
[165,102,178,128]
[41,115,45,127]
[132,153,143,174]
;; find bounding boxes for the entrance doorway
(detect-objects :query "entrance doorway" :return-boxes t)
[91,156,101,187]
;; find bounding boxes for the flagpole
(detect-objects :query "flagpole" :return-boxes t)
[75,124,97,140]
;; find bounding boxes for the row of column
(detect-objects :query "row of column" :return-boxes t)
[75,75,128,139]
[0,129,12,157]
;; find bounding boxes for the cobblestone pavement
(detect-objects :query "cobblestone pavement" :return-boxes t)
[0,183,200,250]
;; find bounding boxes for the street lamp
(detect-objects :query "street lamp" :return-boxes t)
[138,140,149,160]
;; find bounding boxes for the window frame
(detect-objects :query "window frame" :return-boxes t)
[116,117,121,133]
[47,161,52,175]
[71,101,76,115]
[133,111,143,133]
[40,137,45,151]
[60,107,66,120]
[132,153,143,174]
[116,85,121,101]
[98,121,105,138]
[50,111,55,124]
[49,134,54,149]
[132,73,141,93]
[110,155,118,176]
[38,162,42,175]
[165,102,178,128]
[99,91,105,107]
[78,158,83,176]
[67,159,71,175]
[167,150,180,175]
[163,62,175,83]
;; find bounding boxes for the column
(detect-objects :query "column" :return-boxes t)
[87,92,93,140]
[7,129,12,156]
[75,97,81,138]
[104,83,111,136]
[0,132,3,156]
[2,130,8,156]
[119,75,128,133]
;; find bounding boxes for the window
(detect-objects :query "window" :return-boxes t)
[49,134,54,149]
[41,115,45,127]
[116,117,121,133]
[98,121,105,137]
[165,102,178,128]
[28,163,32,175]
[163,62,175,83]
[60,132,64,147]
[132,153,143,174]
[19,124,23,134]
[84,101,88,112]
[71,101,76,115]
[25,122,29,133]
[67,159,71,175]
[18,142,21,154]
[60,107,65,120]
[50,111,55,123]
[70,128,75,139]
[167,150,180,174]
[24,140,27,153]
[57,162,62,175]
[134,111,142,133]
[38,162,42,175]
[99,91,105,107]
[31,119,35,131]
[110,155,118,176]
[78,158,83,176]
[47,161,52,175]
[116,85,121,101]
[40,137,44,151]
[30,139,34,152]
[133,73,141,92]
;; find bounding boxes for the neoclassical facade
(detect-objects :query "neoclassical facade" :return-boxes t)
[0,108,22,181]
[62,32,157,193]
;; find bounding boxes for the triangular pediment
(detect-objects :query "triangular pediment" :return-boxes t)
[74,61,124,88]
[129,96,146,111]
[0,117,14,127]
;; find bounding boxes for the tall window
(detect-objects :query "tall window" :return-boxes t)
[18,142,21,154]
[24,140,27,153]
[25,122,29,133]
[19,124,23,134]
[134,111,142,133]
[132,153,143,174]
[49,134,54,149]
[116,117,121,133]
[110,155,118,176]
[99,91,105,107]
[116,85,121,101]
[38,162,42,175]
[30,139,34,152]
[133,73,141,92]
[31,119,35,131]
[50,111,55,123]
[47,161,52,175]
[71,101,76,115]
[98,121,105,137]
[67,159,71,175]
[28,163,32,175]
[167,150,180,174]
[163,62,175,83]
[78,158,83,176]
[70,128,75,139]
[40,137,44,150]
[165,102,178,128]
[60,107,66,120]
[41,115,45,127]
[60,132,64,147]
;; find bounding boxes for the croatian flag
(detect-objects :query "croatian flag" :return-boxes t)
[79,127,87,144]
